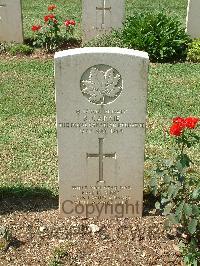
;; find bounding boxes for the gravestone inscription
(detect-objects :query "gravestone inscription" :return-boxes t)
[82,0,125,42]
[55,47,149,218]
[0,0,23,43]
[186,0,200,38]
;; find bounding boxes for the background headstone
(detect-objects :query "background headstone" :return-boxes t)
[55,47,149,218]
[0,0,23,43]
[82,0,125,42]
[186,0,200,38]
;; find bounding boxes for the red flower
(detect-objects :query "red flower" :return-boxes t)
[44,15,49,22]
[48,4,56,11]
[49,14,55,19]
[184,117,199,129]
[169,123,183,136]
[173,117,185,126]
[44,14,55,22]
[31,25,41,31]
[69,19,76,26]
[64,19,76,27]
[64,20,70,26]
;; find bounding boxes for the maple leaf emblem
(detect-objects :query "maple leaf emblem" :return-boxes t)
[81,67,122,104]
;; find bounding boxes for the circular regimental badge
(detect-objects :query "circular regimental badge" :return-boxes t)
[80,64,123,105]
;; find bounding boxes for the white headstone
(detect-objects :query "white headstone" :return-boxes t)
[186,0,200,38]
[0,0,23,43]
[55,47,149,219]
[82,0,125,42]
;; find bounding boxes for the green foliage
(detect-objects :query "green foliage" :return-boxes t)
[7,43,33,56]
[0,42,8,54]
[0,227,12,251]
[179,239,200,266]
[150,119,200,266]
[84,31,125,48]
[122,12,191,62]
[49,247,68,266]
[187,39,200,63]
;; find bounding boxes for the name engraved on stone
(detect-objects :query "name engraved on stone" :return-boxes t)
[80,65,123,105]
[55,47,149,218]
[96,0,111,29]
[87,137,116,184]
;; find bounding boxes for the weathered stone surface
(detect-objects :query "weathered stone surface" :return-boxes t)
[82,0,125,42]
[0,0,23,43]
[55,47,149,218]
[186,0,200,38]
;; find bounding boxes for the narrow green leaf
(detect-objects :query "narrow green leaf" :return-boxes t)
[192,188,200,200]
[188,219,197,235]
[192,205,200,216]
[155,201,160,210]
[184,203,193,217]
[168,214,178,225]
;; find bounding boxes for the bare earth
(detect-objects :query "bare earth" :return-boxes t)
[0,197,183,266]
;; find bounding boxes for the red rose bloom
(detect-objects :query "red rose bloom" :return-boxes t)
[170,123,183,136]
[172,117,185,126]
[44,14,55,22]
[64,19,76,27]
[49,14,55,19]
[48,4,56,11]
[31,25,41,31]
[69,20,76,26]
[64,20,70,26]
[184,117,199,129]
[44,15,49,22]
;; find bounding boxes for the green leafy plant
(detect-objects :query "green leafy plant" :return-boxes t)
[49,246,69,266]
[31,4,76,52]
[187,39,200,63]
[0,227,12,251]
[84,30,125,48]
[122,12,191,62]
[151,116,200,265]
[7,43,33,56]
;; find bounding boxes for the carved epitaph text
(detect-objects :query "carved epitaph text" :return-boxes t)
[55,47,149,218]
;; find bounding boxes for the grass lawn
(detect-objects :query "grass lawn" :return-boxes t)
[0,58,199,196]
[0,0,199,265]
[0,0,199,196]
[22,0,188,39]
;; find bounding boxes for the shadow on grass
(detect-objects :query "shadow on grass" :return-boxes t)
[0,185,160,217]
[0,185,58,215]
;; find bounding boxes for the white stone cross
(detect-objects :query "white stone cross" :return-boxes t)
[87,137,116,184]
[96,0,111,29]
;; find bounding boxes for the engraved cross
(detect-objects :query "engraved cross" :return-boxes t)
[96,0,111,29]
[87,138,116,184]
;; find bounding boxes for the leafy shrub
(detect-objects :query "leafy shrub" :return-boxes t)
[7,43,33,56]
[83,30,125,48]
[151,116,200,266]
[122,12,191,62]
[187,39,200,62]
